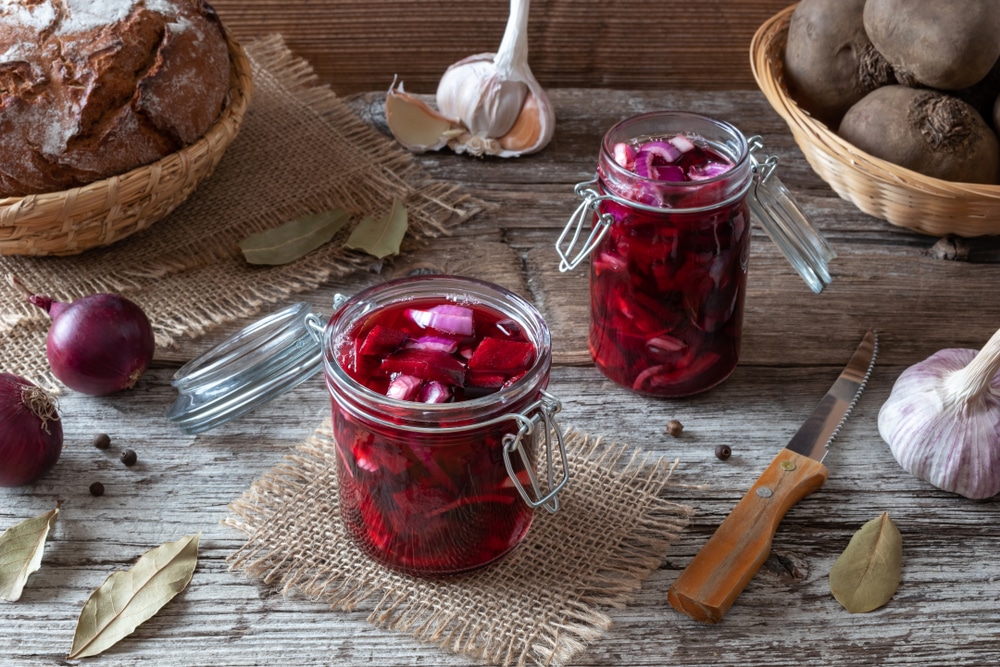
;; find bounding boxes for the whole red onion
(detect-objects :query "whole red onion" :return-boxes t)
[0,373,63,487]
[13,277,156,396]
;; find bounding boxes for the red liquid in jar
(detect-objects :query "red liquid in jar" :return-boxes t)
[590,134,750,396]
[332,297,539,574]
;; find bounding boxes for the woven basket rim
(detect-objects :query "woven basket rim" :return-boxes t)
[0,30,253,208]
[750,3,1000,236]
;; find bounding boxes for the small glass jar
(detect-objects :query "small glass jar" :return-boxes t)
[167,275,567,576]
[323,275,565,575]
[557,111,834,397]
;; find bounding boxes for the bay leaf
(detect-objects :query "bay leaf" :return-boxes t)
[0,506,59,602]
[240,208,351,265]
[68,533,200,659]
[344,198,408,259]
[829,512,902,613]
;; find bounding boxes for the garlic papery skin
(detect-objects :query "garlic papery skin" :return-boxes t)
[878,328,1000,499]
[434,0,554,157]
[385,79,465,153]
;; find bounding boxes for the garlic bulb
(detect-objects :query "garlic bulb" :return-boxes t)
[878,328,1000,499]
[385,0,554,158]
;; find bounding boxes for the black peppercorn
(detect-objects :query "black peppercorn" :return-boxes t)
[715,445,732,461]
[92,433,111,450]
[120,449,138,466]
[89,482,105,497]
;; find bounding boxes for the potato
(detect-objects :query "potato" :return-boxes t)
[839,86,1000,184]
[784,0,894,127]
[864,0,1000,90]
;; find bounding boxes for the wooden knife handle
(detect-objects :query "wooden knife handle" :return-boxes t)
[667,450,828,624]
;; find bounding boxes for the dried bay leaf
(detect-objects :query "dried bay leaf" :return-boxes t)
[345,198,408,259]
[68,533,200,659]
[829,512,902,613]
[0,506,59,602]
[240,208,351,265]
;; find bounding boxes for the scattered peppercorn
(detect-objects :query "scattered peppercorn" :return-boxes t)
[92,433,111,449]
[666,419,684,437]
[120,449,138,466]
[715,445,732,461]
[89,482,105,497]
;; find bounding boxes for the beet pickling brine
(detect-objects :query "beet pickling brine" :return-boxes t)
[584,112,754,397]
[322,276,566,576]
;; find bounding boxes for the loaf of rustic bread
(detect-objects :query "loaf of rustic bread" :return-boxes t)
[0,0,231,197]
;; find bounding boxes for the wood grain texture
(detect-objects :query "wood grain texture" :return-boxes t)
[3,87,1000,665]
[211,0,794,94]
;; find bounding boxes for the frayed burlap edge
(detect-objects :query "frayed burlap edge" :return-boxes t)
[223,422,693,667]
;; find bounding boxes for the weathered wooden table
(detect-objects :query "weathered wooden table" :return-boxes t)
[4,88,1000,666]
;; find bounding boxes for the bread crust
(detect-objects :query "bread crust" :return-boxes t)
[0,1,230,196]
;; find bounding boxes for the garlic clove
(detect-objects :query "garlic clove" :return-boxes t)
[497,87,554,156]
[385,80,464,153]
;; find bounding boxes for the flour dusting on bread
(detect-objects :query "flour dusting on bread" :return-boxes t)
[0,0,230,196]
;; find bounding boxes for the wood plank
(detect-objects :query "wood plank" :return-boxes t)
[3,88,1000,666]
[212,0,794,94]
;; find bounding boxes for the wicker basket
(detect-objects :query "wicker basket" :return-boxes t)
[751,4,1000,237]
[0,31,253,256]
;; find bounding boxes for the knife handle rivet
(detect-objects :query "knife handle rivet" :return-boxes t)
[780,460,797,471]
[756,487,773,498]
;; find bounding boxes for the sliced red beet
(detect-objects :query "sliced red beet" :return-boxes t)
[381,348,466,386]
[358,324,408,356]
[468,337,535,373]
[466,370,507,389]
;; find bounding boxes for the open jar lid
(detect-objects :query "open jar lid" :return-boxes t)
[746,136,835,293]
[166,301,327,434]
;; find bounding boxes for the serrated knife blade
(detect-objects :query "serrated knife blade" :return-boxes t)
[667,330,878,624]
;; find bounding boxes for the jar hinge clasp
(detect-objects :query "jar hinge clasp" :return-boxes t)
[502,390,569,514]
[556,177,616,272]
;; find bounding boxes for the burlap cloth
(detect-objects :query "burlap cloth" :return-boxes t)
[0,34,480,391]
[224,421,693,667]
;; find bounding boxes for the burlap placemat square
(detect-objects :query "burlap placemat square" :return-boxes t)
[223,421,693,667]
[0,35,480,390]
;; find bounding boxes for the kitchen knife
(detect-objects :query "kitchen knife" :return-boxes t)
[667,330,878,624]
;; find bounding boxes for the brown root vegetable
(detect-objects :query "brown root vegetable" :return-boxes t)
[956,56,1000,126]
[783,0,894,127]
[864,0,1000,91]
[839,86,1000,185]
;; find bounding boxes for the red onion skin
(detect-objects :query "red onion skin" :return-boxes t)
[0,373,63,487]
[41,293,156,396]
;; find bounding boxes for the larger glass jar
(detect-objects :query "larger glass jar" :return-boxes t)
[322,275,566,576]
[557,111,834,397]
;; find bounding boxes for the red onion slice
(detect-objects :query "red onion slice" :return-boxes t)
[406,304,474,335]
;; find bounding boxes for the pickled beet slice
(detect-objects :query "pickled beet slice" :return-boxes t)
[381,348,466,386]
[468,337,535,373]
[426,493,516,518]
[358,324,408,356]
[467,371,507,389]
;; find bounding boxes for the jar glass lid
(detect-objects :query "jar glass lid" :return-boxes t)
[166,302,326,434]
